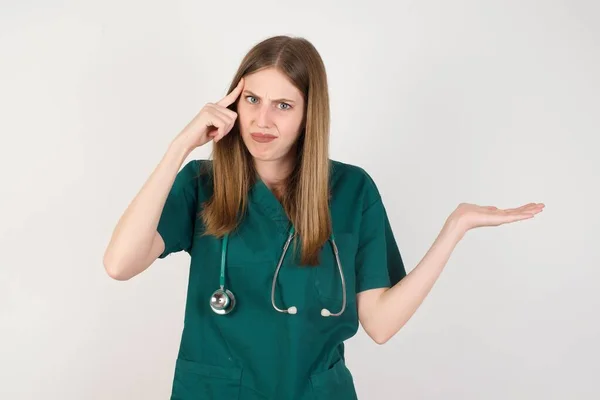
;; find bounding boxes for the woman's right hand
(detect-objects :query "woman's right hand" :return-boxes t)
[174,78,245,151]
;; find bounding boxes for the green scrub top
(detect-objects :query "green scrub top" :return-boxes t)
[157,159,406,400]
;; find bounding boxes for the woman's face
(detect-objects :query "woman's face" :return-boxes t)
[236,67,305,163]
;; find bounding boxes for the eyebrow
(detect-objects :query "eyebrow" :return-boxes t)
[243,90,296,104]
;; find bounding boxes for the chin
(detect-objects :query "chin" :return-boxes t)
[242,138,272,160]
[245,145,284,163]
[248,149,277,162]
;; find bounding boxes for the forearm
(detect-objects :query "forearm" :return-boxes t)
[372,217,465,343]
[103,138,192,278]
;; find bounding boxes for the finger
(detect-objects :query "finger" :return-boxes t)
[513,213,536,221]
[213,110,236,141]
[211,115,236,143]
[507,204,543,215]
[491,213,535,226]
[214,124,233,143]
[519,203,539,210]
[207,105,236,125]
[208,103,238,120]
[205,114,228,138]
[216,78,245,108]
[500,216,534,226]
[500,204,535,214]
[519,203,545,211]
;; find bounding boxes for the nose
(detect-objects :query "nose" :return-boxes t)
[256,103,272,128]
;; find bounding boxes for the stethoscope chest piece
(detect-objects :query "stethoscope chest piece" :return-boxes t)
[210,288,236,315]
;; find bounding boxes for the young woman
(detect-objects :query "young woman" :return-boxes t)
[103,35,544,399]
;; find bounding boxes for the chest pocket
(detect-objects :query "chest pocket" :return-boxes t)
[313,233,357,306]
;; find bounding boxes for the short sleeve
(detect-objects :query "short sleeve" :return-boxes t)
[355,196,407,293]
[157,160,199,259]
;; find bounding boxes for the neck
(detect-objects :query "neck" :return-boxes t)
[254,155,295,191]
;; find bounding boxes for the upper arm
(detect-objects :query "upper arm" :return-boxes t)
[355,197,406,295]
[354,195,407,339]
[356,287,387,332]
[156,159,200,259]
[148,230,167,265]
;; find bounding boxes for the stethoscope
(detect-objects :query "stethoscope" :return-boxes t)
[209,226,347,317]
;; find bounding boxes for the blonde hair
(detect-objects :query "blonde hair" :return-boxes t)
[201,35,331,266]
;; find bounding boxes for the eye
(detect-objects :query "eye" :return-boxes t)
[278,102,292,110]
[245,96,258,104]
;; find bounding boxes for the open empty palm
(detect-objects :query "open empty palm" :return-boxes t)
[454,202,545,231]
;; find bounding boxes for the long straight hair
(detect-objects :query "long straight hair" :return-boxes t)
[201,35,331,266]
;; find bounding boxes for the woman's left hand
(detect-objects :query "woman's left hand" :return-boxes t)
[450,202,545,235]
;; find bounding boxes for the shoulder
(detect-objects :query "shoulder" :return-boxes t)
[178,159,212,177]
[173,159,214,199]
[329,159,382,210]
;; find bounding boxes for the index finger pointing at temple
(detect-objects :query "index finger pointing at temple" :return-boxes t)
[217,78,245,108]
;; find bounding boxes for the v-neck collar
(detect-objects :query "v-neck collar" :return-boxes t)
[249,178,291,233]
[247,160,340,234]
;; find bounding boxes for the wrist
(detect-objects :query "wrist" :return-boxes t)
[442,213,467,242]
[168,137,194,161]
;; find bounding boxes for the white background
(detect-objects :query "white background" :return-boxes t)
[1,0,599,399]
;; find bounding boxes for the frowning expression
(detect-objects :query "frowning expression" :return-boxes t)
[237,67,305,162]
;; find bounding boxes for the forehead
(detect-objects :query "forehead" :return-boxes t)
[243,67,303,101]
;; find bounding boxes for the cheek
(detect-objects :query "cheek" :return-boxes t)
[279,115,304,140]
[279,126,301,142]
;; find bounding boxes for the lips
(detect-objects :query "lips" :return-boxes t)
[250,132,277,143]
